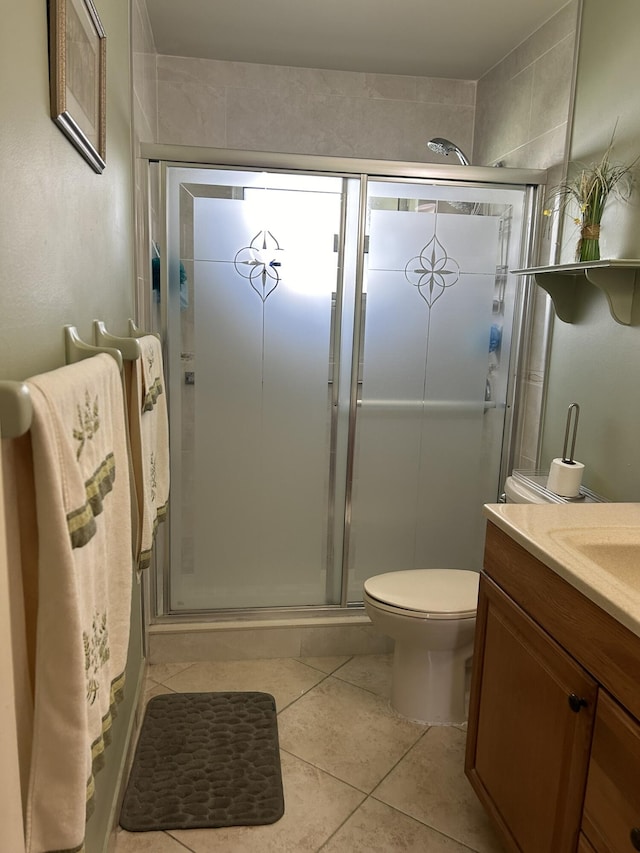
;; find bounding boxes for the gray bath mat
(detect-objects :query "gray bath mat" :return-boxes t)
[119,691,284,831]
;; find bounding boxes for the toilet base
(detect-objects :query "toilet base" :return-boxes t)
[390,640,473,724]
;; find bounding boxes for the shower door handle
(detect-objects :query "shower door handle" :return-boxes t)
[328,291,337,392]
[354,293,366,406]
[328,292,365,404]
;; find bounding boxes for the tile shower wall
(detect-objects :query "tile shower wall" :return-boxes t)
[474,1,577,173]
[132,0,159,330]
[132,0,158,145]
[473,1,579,469]
[155,57,476,162]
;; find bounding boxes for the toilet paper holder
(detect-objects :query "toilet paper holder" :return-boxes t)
[562,402,580,465]
[546,402,585,499]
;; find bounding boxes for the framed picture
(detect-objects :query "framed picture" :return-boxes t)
[48,0,106,173]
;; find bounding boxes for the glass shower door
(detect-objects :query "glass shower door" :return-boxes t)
[346,181,525,599]
[162,163,531,613]
[165,167,357,610]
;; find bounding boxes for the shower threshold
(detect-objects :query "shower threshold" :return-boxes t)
[153,603,368,625]
[147,606,393,665]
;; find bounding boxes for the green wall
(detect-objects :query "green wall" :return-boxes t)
[0,0,135,378]
[1,2,144,850]
[541,0,640,501]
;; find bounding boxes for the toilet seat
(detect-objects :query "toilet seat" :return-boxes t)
[363,569,479,620]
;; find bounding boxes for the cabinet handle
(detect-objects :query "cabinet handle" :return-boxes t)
[568,693,588,713]
[631,827,640,850]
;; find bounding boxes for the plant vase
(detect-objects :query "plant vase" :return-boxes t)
[545,127,637,267]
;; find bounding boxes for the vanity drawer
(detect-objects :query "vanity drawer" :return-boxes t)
[582,691,640,852]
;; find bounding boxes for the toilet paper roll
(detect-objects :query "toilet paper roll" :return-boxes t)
[546,457,585,497]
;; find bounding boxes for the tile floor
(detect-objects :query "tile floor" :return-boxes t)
[114,654,505,852]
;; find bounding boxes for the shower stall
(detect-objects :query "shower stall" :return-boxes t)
[151,151,543,618]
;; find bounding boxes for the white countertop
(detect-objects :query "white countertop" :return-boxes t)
[484,502,640,639]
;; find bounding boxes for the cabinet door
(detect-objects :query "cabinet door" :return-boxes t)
[582,691,640,852]
[465,574,597,853]
[578,834,599,853]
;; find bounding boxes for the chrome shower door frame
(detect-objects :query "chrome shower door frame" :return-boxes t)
[144,146,545,621]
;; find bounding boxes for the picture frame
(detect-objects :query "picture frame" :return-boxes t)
[48,0,106,173]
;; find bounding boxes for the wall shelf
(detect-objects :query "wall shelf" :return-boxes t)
[513,260,640,325]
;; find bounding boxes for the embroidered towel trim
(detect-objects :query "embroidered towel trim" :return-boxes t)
[126,335,170,570]
[24,354,132,853]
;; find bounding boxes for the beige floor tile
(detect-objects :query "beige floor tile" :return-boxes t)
[142,681,175,706]
[372,726,505,852]
[119,657,502,852]
[168,750,365,852]
[160,658,326,711]
[146,661,196,684]
[332,653,393,698]
[322,797,482,852]
[278,676,425,793]
[114,828,191,852]
[297,655,352,674]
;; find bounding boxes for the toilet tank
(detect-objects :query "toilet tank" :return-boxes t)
[503,470,607,504]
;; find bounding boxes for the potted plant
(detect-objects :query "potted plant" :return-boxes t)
[544,129,637,262]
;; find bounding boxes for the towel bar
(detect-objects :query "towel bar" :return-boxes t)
[0,381,32,438]
[93,320,142,361]
[64,325,123,372]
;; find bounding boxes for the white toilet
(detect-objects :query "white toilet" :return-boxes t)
[363,472,578,725]
[363,568,479,724]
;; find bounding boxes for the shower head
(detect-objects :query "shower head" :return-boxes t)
[427,138,471,166]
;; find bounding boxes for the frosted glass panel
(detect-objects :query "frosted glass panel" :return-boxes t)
[347,182,522,599]
[169,173,347,610]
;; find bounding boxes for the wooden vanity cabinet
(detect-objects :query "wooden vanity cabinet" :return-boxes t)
[465,573,596,852]
[578,835,599,853]
[582,691,640,852]
[466,522,640,853]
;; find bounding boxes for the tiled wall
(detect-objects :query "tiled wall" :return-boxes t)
[154,57,476,162]
[474,1,579,469]
[474,1,577,176]
[132,0,158,144]
[132,0,158,331]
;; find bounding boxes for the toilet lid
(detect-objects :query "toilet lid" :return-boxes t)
[363,569,479,617]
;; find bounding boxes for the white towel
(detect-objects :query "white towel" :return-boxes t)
[24,354,132,853]
[126,335,169,569]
